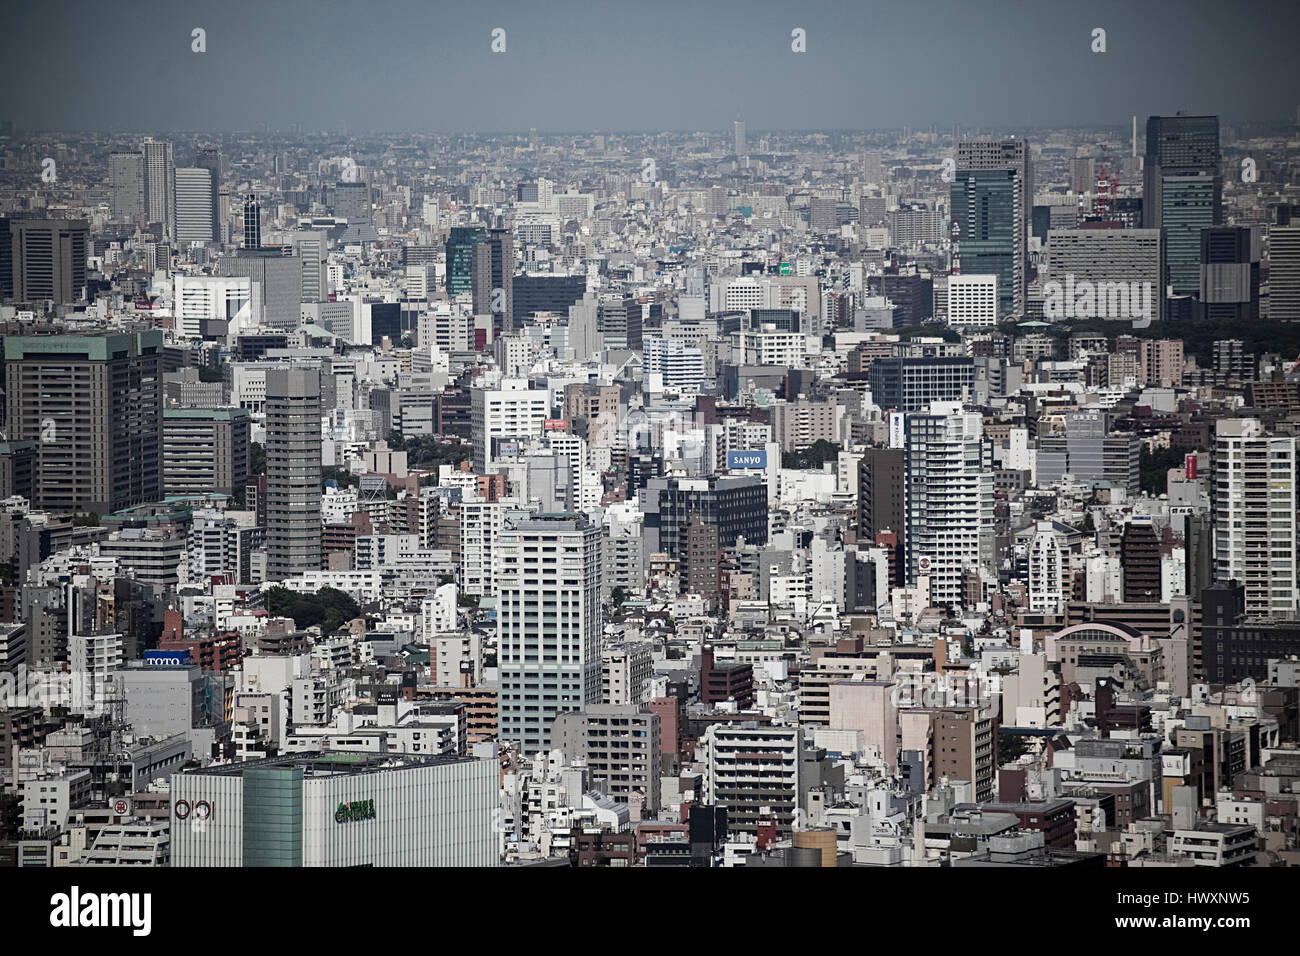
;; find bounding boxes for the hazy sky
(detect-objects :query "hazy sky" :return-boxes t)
[3,0,1298,133]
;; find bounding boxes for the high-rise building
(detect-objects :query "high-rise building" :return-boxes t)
[195,145,223,235]
[470,380,550,471]
[3,331,163,515]
[264,368,323,580]
[904,405,994,609]
[551,705,661,812]
[142,139,175,239]
[445,226,485,298]
[643,475,768,560]
[1269,227,1300,322]
[1121,520,1162,604]
[1200,226,1260,319]
[701,723,801,837]
[598,295,643,350]
[809,196,839,234]
[497,514,603,754]
[946,274,999,328]
[511,273,586,327]
[932,708,995,803]
[174,168,216,244]
[243,194,261,249]
[867,356,976,412]
[952,139,1032,318]
[6,218,88,304]
[0,218,10,299]
[1213,418,1299,618]
[162,408,251,497]
[733,119,746,157]
[1045,226,1165,323]
[482,227,514,331]
[332,181,371,223]
[266,229,328,302]
[1144,114,1222,297]
[217,249,302,330]
[858,446,906,584]
[109,151,145,223]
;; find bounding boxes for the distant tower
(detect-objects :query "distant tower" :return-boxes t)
[733,118,746,157]
[142,138,175,240]
[265,368,323,580]
[243,194,261,249]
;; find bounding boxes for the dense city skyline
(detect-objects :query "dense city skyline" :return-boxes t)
[2,3,1299,927]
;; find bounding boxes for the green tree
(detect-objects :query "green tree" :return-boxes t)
[322,466,359,489]
[1140,444,1185,496]
[265,586,362,634]
[782,439,841,470]
[250,442,266,476]
[998,730,1030,764]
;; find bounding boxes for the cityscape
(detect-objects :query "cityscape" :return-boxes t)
[0,2,1298,911]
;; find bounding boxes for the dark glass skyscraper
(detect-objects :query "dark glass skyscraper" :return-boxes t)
[1200,226,1259,319]
[951,139,1031,319]
[1144,114,1222,297]
[243,194,261,249]
[445,226,485,298]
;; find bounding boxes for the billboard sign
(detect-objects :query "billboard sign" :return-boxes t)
[143,650,190,667]
[727,450,768,470]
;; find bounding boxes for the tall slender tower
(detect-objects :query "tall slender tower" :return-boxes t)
[243,194,261,249]
[497,513,603,754]
[195,146,223,243]
[733,118,746,157]
[265,368,323,580]
[1143,114,1221,297]
[1213,418,1299,618]
[142,138,175,239]
[951,139,1032,319]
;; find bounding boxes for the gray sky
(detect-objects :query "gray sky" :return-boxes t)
[3,0,1297,132]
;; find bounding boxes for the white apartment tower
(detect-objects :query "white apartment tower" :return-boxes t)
[1213,418,1299,618]
[497,514,603,755]
[1027,521,1068,616]
[904,404,995,610]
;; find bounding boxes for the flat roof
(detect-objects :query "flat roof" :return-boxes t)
[185,751,474,778]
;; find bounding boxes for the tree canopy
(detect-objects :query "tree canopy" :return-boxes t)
[266,586,362,634]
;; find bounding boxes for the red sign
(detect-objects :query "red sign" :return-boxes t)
[544,419,568,431]
[1185,454,1197,480]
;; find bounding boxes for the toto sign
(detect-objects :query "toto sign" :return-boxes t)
[174,799,213,820]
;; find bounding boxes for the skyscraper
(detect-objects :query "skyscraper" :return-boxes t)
[1144,114,1222,297]
[446,226,485,298]
[1200,226,1260,319]
[109,151,145,223]
[265,367,323,580]
[904,404,994,609]
[487,226,514,331]
[174,168,216,244]
[497,514,603,754]
[1213,418,1298,618]
[6,218,88,304]
[142,139,175,239]
[733,119,746,157]
[243,194,261,249]
[1269,226,1300,322]
[951,139,1032,319]
[3,331,163,515]
[1046,226,1166,323]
